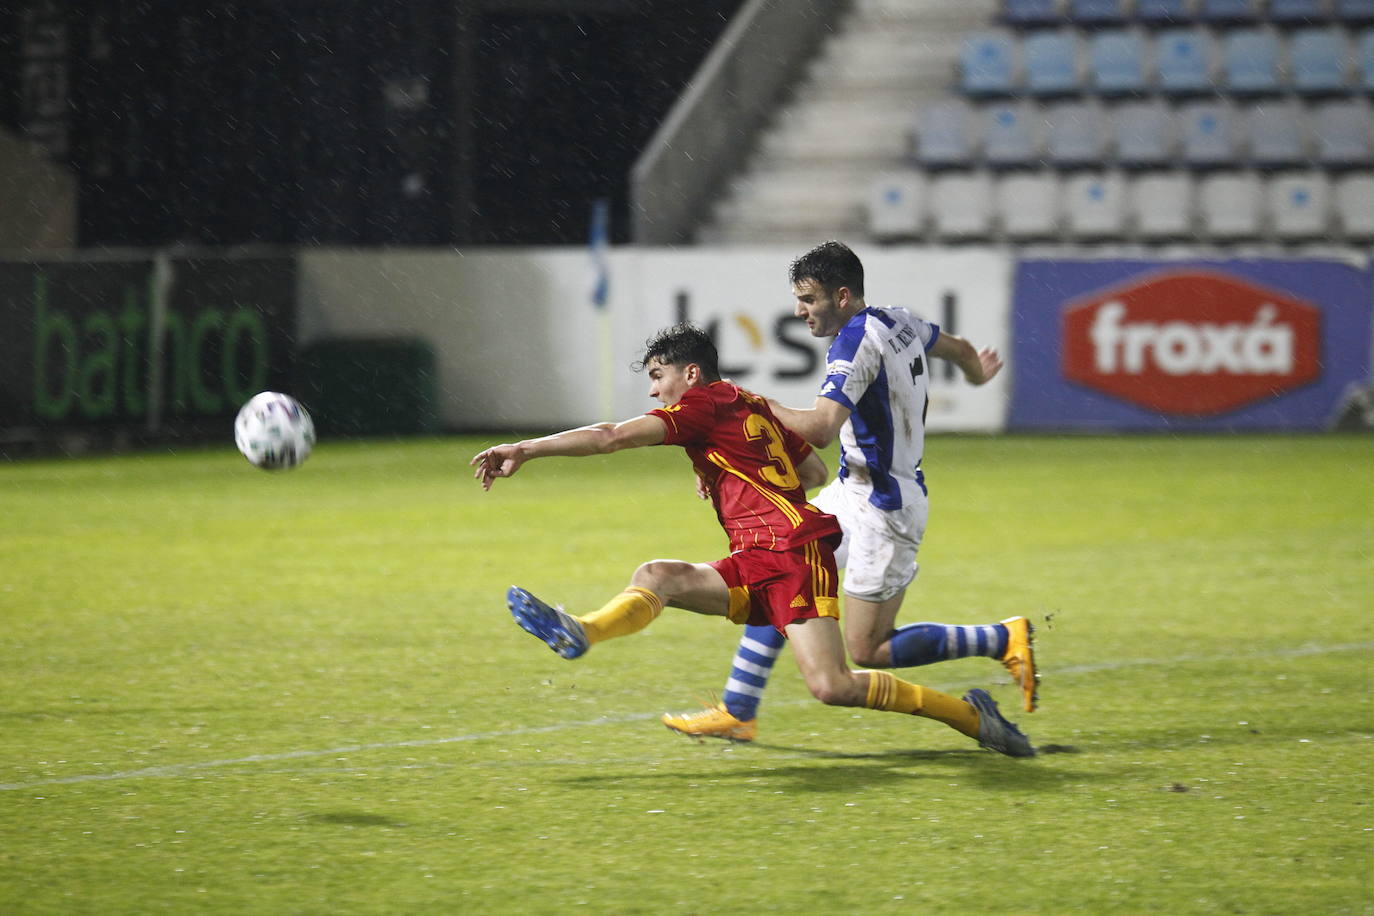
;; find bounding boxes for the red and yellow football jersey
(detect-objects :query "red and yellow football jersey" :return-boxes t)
[650,381,842,553]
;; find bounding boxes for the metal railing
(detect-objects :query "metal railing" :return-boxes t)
[630,0,849,245]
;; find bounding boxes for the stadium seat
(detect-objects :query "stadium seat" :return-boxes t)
[1114,100,1176,166]
[1312,99,1374,166]
[998,172,1062,238]
[1003,0,1064,26]
[1155,28,1214,95]
[1070,0,1130,24]
[1024,30,1083,96]
[1290,28,1351,95]
[1064,171,1129,237]
[1335,0,1374,23]
[868,171,928,239]
[1131,170,1195,237]
[1089,29,1151,94]
[1267,171,1334,238]
[1269,0,1331,25]
[915,99,977,168]
[1046,101,1108,166]
[1356,29,1374,91]
[1247,102,1309,167]
[1220,28,1283,96]
[1198,171,1264,238]
[982,101,1043,167]
[1136,0,1194,26]
[1333,171,1374,236]
[1178,100,1240,167]
[1198,0,1262,22]
[930,171,996,239]
[961,31,1019,96]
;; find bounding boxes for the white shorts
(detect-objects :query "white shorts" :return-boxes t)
[810,476,926,603]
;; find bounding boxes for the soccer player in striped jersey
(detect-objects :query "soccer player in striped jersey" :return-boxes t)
[471,322,1033,757]
[662,241,1038,743]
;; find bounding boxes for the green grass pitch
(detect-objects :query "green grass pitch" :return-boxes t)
[2,434,1371,914]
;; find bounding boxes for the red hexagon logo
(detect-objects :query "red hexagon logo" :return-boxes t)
[1062,269,1323,416]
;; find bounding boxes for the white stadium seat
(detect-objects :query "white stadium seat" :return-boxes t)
[1267,172,1333,240]
[1199,171,1264,239]
[868,171,928,240]
[1132,171,1195,239]
[998,172,1061,240]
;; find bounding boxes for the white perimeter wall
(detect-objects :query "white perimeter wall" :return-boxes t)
[298,247,1013,431]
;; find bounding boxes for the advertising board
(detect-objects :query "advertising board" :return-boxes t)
[1009,259,1372,430]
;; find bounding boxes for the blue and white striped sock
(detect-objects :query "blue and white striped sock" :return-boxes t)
[721,624,785,721]
[888,622,1009,669]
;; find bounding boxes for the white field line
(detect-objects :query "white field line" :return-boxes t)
[4,640,1371,792]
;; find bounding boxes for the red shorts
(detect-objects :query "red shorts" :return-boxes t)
[709,540,840,635]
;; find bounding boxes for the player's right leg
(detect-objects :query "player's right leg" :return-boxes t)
[509,560,729,660]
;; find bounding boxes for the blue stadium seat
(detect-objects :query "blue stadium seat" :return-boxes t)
[1247,103,1308,166]
[1357,29,1374,91]
[1312,99,1374,165]
[1089,29,1150,94]
[1046,101,1108,165]
[1221,28,1282,95]
[1114,100,1176,166]
[1070,0,1130,24]
[1156,29,1214,95]
[1198,0,1262,22]
[1003,0,1063,26]
[982,102,1043,167]
[1136,0,1194,26]
[960,31,1019,96]
[1179,100,1240,166]
[1290,28,1351,94]
[1335,0,1374,23]
[1269,0,1331,25]
[1024,30,1083,95]
[915,100,977,167]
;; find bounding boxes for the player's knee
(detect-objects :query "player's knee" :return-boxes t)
[631,559,691,593]
[806,672,862,708]
[847,642,885,668]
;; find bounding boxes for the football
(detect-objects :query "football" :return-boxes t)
[234,391,316,470]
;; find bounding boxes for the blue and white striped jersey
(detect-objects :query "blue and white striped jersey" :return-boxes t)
[818,306,940,511]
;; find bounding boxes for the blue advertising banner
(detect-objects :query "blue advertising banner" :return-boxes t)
[1009,259,1372,430]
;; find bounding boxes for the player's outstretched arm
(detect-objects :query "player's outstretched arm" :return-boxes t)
[929,333,1003,386]
[767,397,850,449]
[470,416,667,490]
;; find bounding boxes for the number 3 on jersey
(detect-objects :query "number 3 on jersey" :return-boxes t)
[743,412,801,490]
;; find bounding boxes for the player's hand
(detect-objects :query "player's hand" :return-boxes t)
[469,443,526,490]
[694,473,712,501]
[971,347,1004,385]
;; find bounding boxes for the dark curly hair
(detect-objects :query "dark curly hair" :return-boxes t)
[788,240,864,298]
[635,322,721,381]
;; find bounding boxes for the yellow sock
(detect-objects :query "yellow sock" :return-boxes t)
[864,670,980,739]
[578,587,663,644]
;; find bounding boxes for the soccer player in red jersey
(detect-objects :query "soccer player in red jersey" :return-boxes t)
[470,323,1033,756]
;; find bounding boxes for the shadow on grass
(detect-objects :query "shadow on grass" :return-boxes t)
[557,741,1097,794]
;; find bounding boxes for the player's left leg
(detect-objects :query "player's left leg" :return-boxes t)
[787,617,1034,757]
